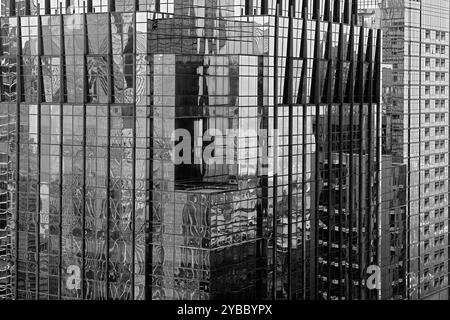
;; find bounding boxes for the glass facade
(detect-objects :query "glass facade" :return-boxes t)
[0,0,382,300]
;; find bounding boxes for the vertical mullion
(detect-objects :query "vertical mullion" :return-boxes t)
[131,11,137,300]
[347,23,355,301]
[300,14,308,300]
[149,56,154,300]
[272,2,279,300]
[106,10,113,300]
[327,96,332,299]
[448,0,450,303]
[286,3,294,300]
[36,13,42,300]
[335,24,344,300]
[58,4,65,300]
[366,30,374,300]
[325,20,334,301]
[374,29,382,301]
[337,23,345,301]
[301,65,307,300]
[416,1,422,300]
[312,16,321,300]
[257,54,267,300]
[81,6,87,300]
[357,26,365,301]
[14,15,23,300]
[338,100,344,299]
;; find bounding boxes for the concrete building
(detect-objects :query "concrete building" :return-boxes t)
[360,0,449,300]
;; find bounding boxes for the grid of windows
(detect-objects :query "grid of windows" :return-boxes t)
[360,0,450,300]
[1,0,382,301]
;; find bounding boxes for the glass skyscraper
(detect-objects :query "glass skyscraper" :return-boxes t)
[0,0,382,300]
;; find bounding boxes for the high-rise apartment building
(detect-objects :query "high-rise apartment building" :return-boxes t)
[0,0,381,300]
[360,0,449,300]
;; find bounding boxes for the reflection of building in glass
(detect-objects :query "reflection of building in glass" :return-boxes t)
[1,0,381,300]
[380,156,407,300]
[0,11,16,298]
[360,0,450,300]
[0,104,15,300]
